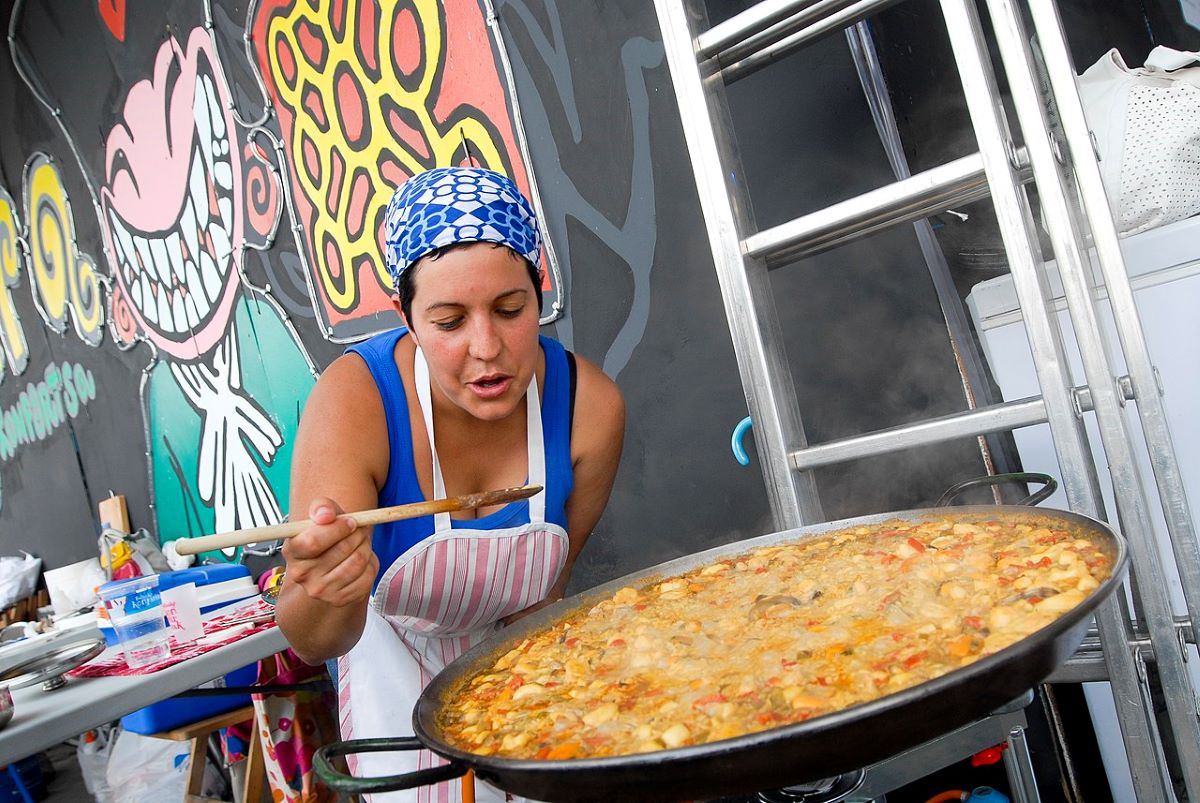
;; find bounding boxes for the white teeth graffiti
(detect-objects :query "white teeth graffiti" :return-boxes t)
[105,69,234,339]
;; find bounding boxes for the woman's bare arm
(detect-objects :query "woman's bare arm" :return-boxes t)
[275,355,389,664]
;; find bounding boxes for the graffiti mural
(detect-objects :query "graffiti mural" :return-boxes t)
[0,187,31,379]
[95,26,316,555]
[0,0,652,569]
[493,0,661,378]
[6,3,319,560]
[250,0,561,339]
[23,154,106,348]
[0,361,98,462]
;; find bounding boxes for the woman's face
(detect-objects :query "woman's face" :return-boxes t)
[402,243,541,422]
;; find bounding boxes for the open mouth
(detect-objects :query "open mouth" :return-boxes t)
[105,70,234,339]
[469,374,514,399]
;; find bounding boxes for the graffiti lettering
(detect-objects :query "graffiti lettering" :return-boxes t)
[0,188,30,378]
[24,154,105,347]
[0,361,97,461]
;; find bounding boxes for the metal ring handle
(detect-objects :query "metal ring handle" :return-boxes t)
[935,472,1058,508]
[314,737,468,794]
[732,416,753,466]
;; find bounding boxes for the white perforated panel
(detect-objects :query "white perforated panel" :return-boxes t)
[1118,83,1200,235]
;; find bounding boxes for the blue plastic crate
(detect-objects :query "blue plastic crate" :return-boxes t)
[120,660,258,734]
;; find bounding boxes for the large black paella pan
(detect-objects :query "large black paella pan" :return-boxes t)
[317,500,1127,802]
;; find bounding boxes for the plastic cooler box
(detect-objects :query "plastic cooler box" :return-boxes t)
[101,565,262,734]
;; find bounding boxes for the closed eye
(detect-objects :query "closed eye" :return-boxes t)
[433,317,464,331]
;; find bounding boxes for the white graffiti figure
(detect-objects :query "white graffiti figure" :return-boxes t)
[169,332,283,535]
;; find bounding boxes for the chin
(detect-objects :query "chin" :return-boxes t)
[460,392,523,422]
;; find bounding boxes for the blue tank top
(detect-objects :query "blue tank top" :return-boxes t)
[346,328,574,586]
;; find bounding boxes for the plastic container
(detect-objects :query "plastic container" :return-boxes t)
[97,566,257,647]
[97,575,171,669]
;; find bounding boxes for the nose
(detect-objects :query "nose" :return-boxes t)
[467,317,502,362]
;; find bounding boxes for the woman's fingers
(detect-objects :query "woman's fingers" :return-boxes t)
[308,496,342,525]
[317,546,379,607]
[284,515,359,562]
[282,496,376,606]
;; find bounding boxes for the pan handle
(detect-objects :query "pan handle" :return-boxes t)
[935,472,1058,508]
[314,737,469,794]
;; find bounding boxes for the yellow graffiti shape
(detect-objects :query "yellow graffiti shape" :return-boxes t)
[24,154,104,347]
[0,187,31,378]
[267,0,506,313]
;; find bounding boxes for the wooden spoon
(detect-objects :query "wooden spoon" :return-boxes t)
[172,484,543,556]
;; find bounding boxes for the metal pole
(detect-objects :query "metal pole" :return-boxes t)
[983,0,1200,797]
[1024,0,1200,670]
[935,0,1173,798]
[654,0,824,528]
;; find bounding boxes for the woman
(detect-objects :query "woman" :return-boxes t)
[276,167,625,801]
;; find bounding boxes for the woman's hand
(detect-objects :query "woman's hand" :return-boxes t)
[282,497,379,608]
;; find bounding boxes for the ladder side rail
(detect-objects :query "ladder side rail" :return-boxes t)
[1025,0,1200,652]
[654,0,824,529]
[788,395,1049,472]
[984,1,1200,796]
[935,0,1171,798]
[721,0,903,84]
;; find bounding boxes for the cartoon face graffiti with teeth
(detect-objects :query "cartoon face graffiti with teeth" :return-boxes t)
[98,28,315,556]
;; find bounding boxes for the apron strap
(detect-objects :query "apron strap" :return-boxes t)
[413,346,547,531]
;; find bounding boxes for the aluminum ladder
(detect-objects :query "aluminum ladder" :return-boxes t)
[652,0,1200,799]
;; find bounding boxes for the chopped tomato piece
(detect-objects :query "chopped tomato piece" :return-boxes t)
[545,742,582,760]
[693,694,728,708]
[947,634,973,657]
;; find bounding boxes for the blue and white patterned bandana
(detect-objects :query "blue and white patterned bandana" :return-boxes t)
[382,166,543,290]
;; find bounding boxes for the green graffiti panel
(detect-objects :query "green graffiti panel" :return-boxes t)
[149,296,314,561]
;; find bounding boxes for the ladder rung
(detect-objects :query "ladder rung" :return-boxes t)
[699,0,865,63]
[744,152,993,265]
[1048,644,1108,683]
[1051,615,1197,683]
[715,0,902,83]
[788,396,1050,472]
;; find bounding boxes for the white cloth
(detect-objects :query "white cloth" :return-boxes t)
[338,348,568,803]
[1077,46,1200,235]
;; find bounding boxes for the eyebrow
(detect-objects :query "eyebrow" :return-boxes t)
[424,288,529,313]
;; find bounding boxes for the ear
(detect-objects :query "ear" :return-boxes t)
[393,297,418,344]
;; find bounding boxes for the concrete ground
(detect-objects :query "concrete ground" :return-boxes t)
[42,740,90,802]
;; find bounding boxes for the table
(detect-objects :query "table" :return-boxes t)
[0,627,288,766]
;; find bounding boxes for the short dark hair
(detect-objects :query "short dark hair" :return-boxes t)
[396,242,544,324]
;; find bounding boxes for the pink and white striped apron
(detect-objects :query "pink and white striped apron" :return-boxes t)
[338,347,568,803]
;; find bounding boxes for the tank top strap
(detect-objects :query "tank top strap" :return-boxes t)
[344,328,419,504]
